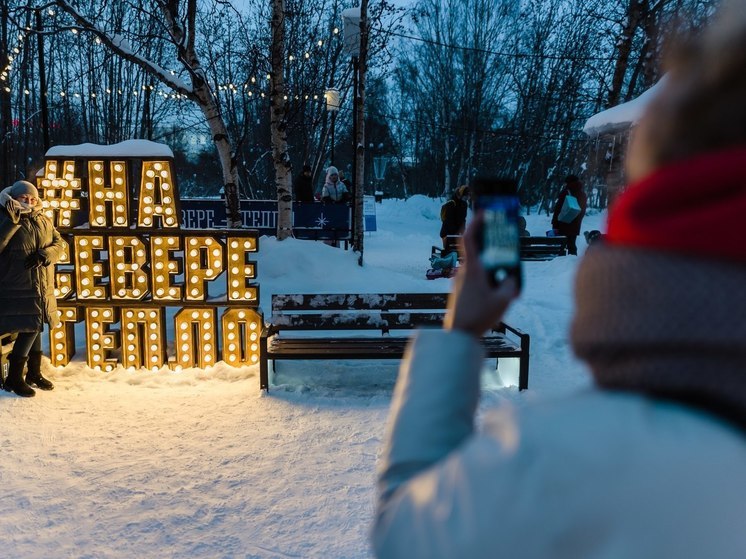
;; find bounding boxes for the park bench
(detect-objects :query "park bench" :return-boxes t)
[520,236,568,260]
[260,292,530,391]
[431,234,568,262]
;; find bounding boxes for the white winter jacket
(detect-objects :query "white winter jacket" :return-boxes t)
[372,330,746,558]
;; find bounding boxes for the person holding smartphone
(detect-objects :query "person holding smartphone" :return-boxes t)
[372,1,746,556]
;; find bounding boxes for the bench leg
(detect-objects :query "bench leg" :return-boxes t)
[260,358,269,391]
[519,337,530,391]
[260,335,269,391]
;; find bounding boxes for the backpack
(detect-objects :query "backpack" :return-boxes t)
[440,200,454,222]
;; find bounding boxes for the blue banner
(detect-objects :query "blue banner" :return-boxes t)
[180,199,351,239]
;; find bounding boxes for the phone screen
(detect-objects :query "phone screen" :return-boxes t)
[473,186,522,289]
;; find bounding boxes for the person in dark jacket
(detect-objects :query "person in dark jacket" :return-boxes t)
[338,169,354,205]
[551,175,587,255]
[0,180,64,397]
[293,164,314,202]
[439,185,470,251]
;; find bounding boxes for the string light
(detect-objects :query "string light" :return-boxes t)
[4,11,348,124]
[0,29,27,78]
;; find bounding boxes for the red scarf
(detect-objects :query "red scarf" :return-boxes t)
[607,146,746,263]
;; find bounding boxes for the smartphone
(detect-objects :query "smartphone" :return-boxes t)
[472,177,522,290]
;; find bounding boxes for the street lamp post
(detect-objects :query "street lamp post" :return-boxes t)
[325,88,340,165]
[342,8,361,251]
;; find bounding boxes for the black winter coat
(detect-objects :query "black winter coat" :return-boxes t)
[293,173,314,202]
[439,197,468,238]
[551,180,588,236]
[0,196,64,333]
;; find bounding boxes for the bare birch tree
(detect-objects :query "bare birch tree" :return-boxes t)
[270,0,293,240]
[53,0,243,226]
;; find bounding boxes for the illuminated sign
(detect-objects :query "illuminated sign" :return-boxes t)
[40,149,260,372]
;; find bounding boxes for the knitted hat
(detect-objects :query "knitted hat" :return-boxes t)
[9,180,39,199]
[571,146,746,427]
[326,166,339,176]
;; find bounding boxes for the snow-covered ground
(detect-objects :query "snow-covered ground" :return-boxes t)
[0,196,604,558]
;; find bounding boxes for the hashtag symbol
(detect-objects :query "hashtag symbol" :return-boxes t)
[39,160,82,227]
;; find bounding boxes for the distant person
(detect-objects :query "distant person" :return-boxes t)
[372,1,746,556]
[293,164,315,202]
[551,174,587,255]
[0,180,64,397]
[338,169,353,190]
[338,169,354,204]
[518,215,530,237]
[321,166,350,203]
[439,185,469,252]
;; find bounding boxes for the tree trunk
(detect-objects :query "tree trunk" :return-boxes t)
[194,83,241,225]
[607,0,643,108]
[270,0,293,240]
[353,0,369,264]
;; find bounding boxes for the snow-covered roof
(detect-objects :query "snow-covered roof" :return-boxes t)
[583,77,667,138]
[45,140,174,158]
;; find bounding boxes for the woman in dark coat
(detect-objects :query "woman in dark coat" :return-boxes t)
[293,164,315,202]
[439,185,470,252]
[551,175,588,255]
[0,180,64,397]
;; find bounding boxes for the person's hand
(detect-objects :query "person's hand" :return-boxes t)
[444,212,519,338]
[5,200,20,224]
[24,252,47,270]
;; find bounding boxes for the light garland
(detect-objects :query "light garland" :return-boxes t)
[1,30,29,84]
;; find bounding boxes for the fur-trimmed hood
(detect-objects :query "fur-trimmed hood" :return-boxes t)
[0,186,40,218]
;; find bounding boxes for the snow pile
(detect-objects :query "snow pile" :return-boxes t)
[583,77,667,137]
[45,139,175,158]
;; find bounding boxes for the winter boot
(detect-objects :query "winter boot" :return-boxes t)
[26,351,54,391]
[3,355,35,397]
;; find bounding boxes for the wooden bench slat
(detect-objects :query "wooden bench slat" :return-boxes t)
[272,293,450,311]
[269,311,446,331]
[268,336,520,356]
